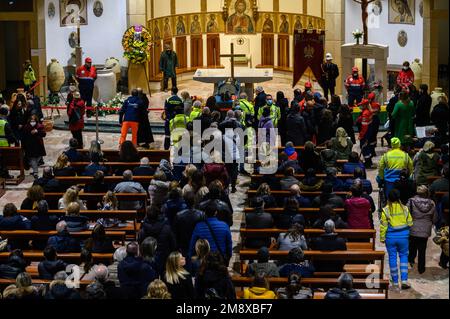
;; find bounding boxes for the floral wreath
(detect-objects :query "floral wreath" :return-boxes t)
[122,25,152,64]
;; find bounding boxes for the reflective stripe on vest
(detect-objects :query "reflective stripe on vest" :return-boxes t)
[0,119,8,146]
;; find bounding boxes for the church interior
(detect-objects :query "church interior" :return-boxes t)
[0,0,449,302]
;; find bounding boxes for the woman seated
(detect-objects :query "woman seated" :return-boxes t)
[312,205,348,229]
[278,248,315,278]
[276,223,308,251]
[276,273,313,299]
[278,152,303,174]
[76,249,98,281]
[242,272,277,299]
[38,245,67,280]
[324,273,361,299]
[84,170,110,194]
[58,187,87,210]
[84,223,114,253]
[299,168,323,192]
[53,153,76,177]
[61,202,88,232]
[330,127,354,161]
[20,185,45,210]
[246,246,279,277]
[115,141,140,176]
[31,200,60,249]
[345,182,373,229]
[255,183,277,209]
[342,152,366,178]
[320,141,338,171]
[299,141,323,173]
[84,141,108,176]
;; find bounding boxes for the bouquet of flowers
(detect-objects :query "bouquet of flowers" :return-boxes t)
[122,25,152,64]
[352,29,363,44]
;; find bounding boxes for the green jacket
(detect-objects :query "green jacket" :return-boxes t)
[188,107,202,122]
[159,51,179,78]
[23,66,36,86]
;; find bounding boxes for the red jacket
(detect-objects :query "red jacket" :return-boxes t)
[344,197,372,229]
[203,163,229,188]
[397,69,414,90]
[357,108,372,140]
[76,65,97,80]
[67,99,86,131]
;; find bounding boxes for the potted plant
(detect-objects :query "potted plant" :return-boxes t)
[352,29,363,45]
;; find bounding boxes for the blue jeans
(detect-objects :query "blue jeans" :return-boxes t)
[386,236,409,284]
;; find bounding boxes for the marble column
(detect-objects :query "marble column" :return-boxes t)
[324,0,345,95]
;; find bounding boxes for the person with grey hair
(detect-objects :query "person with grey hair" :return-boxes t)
[181,91,193,116]
[133,157,155,178]
[189,100,202,122]
[324,273,361,299]
[93,264,124,299]
[324,167,346,192]
[84,281,107,300]
[113,170,146,210]
[46,221,81,253]
[107,246,127,287]
[309,219,347,272]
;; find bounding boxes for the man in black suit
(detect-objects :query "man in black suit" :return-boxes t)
[321,53,340,101]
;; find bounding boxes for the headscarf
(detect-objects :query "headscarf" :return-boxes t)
[336,127,348,148]
[423,141,435,159]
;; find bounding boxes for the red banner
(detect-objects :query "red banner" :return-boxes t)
[292,29,325,88]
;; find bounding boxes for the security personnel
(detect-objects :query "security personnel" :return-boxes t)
[257,94,281,127]
[0,107,17,178]
[345,66,365,107]
[119,89,141,146]
[23,60,37,93]
[238,92,255,128]
[188,100,202,122]
[377,137,413,198]
[170,105,188,147]
[164,87,183,150]
[76,57,97,107]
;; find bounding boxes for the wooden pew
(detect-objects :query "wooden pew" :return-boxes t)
[313,292,386,299]
[240,228,375,241]
[243,207,346,216]
[0,251,114,263]
[69,162,159,171]
[0,278,92,289]
[231,276,390,297]
[247,190,349,199]
[54,176,154,186]
[0,146,25,184]
[77,149,170,163]
[250,174,353,184]
[0,230,126,244]
[18,210,138,221]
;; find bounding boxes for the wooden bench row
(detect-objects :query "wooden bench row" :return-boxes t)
[0,251,113,263]
[0,230,126,243]
[77,149,170,163]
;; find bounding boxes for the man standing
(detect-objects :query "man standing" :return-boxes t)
[76,57,97,107]
[321,53,340,101]
[119,89,141,146]
[164,87,183,150]
[159,44,179,92]
[345,66,365,107]
[23,60,37,93]
[136,88,154,149]
[67,92,85,149]
[257,94,281,128]
[356,99,374,168]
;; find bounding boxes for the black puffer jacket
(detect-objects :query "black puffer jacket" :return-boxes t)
[0,255,28,279]
[38,259,67,280]
[195,269,236,300]
[173,208,205,256]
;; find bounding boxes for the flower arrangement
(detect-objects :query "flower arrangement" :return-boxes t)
[122,25,152,64]
[352,29,363,45]
[86,93,126,118]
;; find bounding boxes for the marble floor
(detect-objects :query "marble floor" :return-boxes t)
[1,77,448,299]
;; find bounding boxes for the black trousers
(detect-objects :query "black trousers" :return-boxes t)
[71,129,83,149]
[225,163,239,189]
[163,76,177,91]
[322,83,336,101]
[440,252,449,268]
[409,236,428,273]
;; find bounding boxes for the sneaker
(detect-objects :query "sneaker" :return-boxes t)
[401,281,411,290]
[390,283,400,292]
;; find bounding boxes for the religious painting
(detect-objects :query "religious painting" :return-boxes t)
[372,0,383,16]
[93,0,103,18]
[397,30,408,47]
[206,13,220,33]
[68,31,78,48]
[226,0,255,34]
[389,0,415,25]
[278,14,290,34]
[176,16,186,35]
[293,15,303,31]
[262,13,274,33]
[419,1,423,18]
[48,2,56,19]
[163,17,172,38]
[153,20,161,41]
[190,14,202,34]
[60,0,88,27]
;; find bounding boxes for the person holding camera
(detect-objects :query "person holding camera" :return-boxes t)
[67,91,86,149]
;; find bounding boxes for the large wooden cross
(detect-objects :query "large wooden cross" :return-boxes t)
[220,43,246,82]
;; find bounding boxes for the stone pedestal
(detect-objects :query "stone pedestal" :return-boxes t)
[341,43,389,103]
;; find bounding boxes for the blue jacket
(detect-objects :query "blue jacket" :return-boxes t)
[64,148,85,162]
[118,255,157,299]
[83,163,108,176]
[120,96,141,123]
[278,262,315,278]
[345,178,373,194]
[47,233,81,253]
[0,215,31,230]
[342,162,366,177]
[189,217,232,261]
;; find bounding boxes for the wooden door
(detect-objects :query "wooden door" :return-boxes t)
[190,35,203,68]
[278,34,289,68]
[207,34,220,67]
[175,36,187,69]
[261,34,274,66]
[149,40,162,79]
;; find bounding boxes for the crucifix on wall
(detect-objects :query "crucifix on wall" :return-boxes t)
[220,43,246,81]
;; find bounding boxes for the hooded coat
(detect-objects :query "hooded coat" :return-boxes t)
[407,196,437,238]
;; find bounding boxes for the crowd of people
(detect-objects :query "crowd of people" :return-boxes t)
[0,60,449,299]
